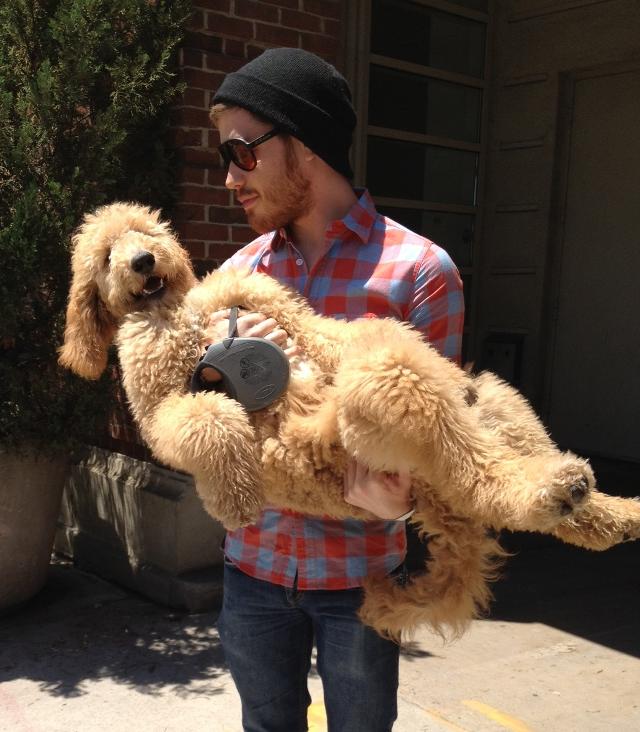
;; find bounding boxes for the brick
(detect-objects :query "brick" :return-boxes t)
[261,0,298,8]
[172,128,204,147]
[204,51,246,73]
[194,0,230,11]
[281,8,322,32]
[207,13,254,38]
[182,222,229,240]
[208,167,229,185]
[235,0,279,23]
[182,147,218,167]
[302,0,340,19]
[181,48,203,68]
[208,243,243,260]
[174,202,206,222]
[323,17,339,38]
[183,31,223,53]
[299,32,338,59]
[178,166,206,185]
[179,87,206,108]
[181,67,225,90]
[181,185,231,205]
[185,242,206,259]
[247,44,268,60]
[172,107,212,127]
[224,38,246,57]
[209,205,246,224]
[231,225,255,243]
[211,187,232,205]
[207,129,221,148]
[255,22,299,46]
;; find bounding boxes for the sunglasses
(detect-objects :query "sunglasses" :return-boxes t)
[218,128,280,172]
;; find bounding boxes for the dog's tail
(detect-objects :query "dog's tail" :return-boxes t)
[358,503,506,643]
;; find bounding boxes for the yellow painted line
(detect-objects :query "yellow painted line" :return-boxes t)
[424,706,469,731]
[308,700,328,732]
[463,700,533,732]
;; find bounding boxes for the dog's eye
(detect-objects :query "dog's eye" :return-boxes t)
[104,252,111,266]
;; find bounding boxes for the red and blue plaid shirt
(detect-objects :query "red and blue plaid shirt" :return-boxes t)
[220,189,463,590]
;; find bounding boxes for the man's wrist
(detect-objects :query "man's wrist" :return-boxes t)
[392,505,416,521]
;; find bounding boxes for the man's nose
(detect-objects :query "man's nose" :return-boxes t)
[225,162,246,190]
[131,250,155,274]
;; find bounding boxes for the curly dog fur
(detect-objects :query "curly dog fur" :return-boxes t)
[60,203,640,640]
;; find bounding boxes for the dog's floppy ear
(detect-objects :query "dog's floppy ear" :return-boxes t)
[59,274,116,380]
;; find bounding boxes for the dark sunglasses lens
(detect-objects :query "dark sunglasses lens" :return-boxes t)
[228,140,256,171]
[218,143,232,168]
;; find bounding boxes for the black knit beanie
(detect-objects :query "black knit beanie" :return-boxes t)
[213,48,356,179]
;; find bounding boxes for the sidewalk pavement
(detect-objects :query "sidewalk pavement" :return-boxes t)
[1,531,639,732]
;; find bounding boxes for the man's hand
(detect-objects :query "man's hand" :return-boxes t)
[343,459,413,520]
[200,309,299,383]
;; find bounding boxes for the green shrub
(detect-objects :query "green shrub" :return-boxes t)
[0,0,192,452]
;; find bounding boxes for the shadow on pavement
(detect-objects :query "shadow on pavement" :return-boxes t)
[490,457,640,658]
[0,558,227,698]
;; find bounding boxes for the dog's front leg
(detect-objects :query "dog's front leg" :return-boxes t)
[146,392,264,530]
[552,490,640,550]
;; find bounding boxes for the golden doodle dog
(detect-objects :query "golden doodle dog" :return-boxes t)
[60,202,640,640]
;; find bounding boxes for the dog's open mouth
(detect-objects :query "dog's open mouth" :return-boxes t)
[139,275,166,298]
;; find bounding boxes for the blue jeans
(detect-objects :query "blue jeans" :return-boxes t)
[217,560,400,732]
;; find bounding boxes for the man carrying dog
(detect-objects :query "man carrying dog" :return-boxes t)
[207,47,464,731]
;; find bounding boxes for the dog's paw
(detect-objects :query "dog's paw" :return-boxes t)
[535,458,595,526]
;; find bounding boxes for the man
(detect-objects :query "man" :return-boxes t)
[207,48,464,732]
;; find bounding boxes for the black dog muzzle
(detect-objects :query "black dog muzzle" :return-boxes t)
[190,306,290,412]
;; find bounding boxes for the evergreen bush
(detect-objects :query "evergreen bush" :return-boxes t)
[0,0,192,452]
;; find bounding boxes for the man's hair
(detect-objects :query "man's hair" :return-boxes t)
[209,103,272,130]
[209,102,228,128]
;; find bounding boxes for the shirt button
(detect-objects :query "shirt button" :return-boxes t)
[295,258,303,266]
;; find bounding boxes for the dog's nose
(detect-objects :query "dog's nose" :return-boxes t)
[131,251,155,274]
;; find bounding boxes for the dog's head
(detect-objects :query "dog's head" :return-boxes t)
[59,202,196,379]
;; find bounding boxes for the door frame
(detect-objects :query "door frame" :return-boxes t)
[538,57,640,433]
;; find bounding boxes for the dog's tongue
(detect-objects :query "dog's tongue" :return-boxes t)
[143,276,164,296]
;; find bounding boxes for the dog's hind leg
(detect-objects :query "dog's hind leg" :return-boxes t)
[146,392,264,530]
[334,328,593,533]
[471,371,558,456]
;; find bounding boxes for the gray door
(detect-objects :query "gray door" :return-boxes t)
[547,65,640,461]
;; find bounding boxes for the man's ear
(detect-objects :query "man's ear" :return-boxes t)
[301,142,316,163]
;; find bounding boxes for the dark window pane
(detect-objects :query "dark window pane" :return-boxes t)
[379,207,474,267]
[367,136,478,205]
[369,65,482,143]
[371,0,486,78]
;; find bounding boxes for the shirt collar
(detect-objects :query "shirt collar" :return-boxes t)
[270,188,376,251]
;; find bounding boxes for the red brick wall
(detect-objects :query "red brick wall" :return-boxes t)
[172,0,344,275]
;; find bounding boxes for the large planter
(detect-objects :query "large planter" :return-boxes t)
[0,450,69,613]
[55,446,226,611]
